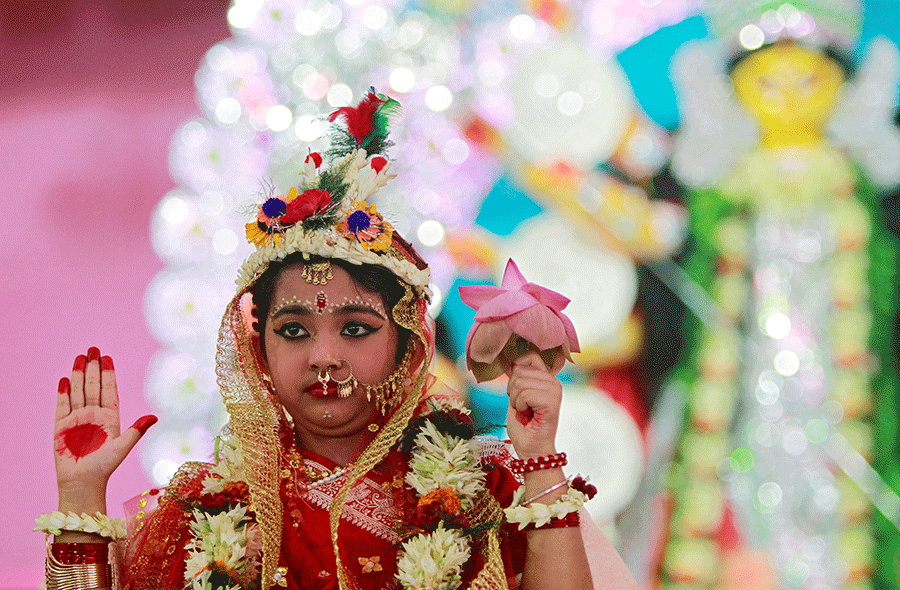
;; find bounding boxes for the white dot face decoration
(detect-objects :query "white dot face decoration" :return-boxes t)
[503,36,635,168]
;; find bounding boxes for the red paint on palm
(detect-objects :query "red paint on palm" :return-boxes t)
[56,423,107,460]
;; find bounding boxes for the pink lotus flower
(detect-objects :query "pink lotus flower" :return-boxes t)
[459,259,579,382]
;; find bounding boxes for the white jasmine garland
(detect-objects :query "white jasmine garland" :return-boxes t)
[396,408,489,590]
[236,222,431,296]
[34,511,126,540]
[396,524,470,590]
[503,489,587,531]
[405,421,486,503]
[184,505,254,588]
[202,437,246,495]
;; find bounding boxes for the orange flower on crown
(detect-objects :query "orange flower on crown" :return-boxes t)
[335,201,393,252]
[245,187,301,246]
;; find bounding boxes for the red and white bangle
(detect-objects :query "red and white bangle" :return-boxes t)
[509,452,567,474]
[504,486,588,531]
[523,511,581,531]
[51,542,109,565]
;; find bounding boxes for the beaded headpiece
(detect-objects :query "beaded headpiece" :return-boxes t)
[706,0,860,54]
[237,89,431,300]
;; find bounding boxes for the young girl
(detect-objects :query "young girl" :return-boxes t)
[41,91,636,590]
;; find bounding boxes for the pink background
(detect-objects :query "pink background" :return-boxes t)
[0,1,229,587]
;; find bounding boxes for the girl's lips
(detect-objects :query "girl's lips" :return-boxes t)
[305,382,338,398]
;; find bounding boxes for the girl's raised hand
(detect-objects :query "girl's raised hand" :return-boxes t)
[54,347,156,513]
[505,350,562,460]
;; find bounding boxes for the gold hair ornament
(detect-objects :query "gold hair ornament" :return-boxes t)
[302,260,333,285]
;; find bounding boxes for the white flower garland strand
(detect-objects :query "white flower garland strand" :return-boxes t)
[396,406,486,590]
[503,488,587,531]
[34,511,127,541]
[395,523,471,590]
[404,420,486,504]
[202,436,245,495]
[184,505,255,589]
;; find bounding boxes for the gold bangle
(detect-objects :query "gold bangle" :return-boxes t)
[45,537,111,590]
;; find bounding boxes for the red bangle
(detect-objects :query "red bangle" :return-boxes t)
[523,511,581,531]
[51,542,109,565]
[509,452,567,474]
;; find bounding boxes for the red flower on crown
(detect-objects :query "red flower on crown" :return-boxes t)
[282,189,331,224]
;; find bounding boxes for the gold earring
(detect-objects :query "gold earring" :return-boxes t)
[364,345,413,414]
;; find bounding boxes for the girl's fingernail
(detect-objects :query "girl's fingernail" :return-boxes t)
[73,355,87,372]
[132,415,158,435]
[87,347,101,362]
[58,378,70,395]
[101,356,114,371]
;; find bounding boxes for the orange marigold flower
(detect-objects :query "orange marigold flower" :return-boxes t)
[335,201,393,252]
[418,487,462,515]
[246,221,269,246]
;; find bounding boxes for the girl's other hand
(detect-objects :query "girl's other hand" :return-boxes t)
[505,350,562,460]
[54,347,156,514]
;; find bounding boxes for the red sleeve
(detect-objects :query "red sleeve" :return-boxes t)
[482,451,529,582]
[122,463,212,590]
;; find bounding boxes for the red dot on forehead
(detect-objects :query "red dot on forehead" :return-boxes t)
[316,292,328,311]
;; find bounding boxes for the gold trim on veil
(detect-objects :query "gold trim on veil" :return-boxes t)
[216,289,285,590]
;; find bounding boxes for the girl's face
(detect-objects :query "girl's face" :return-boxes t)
[260,263,399,439]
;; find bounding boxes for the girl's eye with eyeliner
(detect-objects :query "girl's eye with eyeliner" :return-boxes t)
[342,322,378,337]
[274,323,308,339]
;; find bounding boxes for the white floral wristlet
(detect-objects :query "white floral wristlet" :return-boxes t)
[503,488,587,531]
[34,511,127,541]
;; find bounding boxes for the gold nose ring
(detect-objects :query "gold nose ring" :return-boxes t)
[333,359,356,398]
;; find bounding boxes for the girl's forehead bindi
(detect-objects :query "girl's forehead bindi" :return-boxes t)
[271,291,387,317]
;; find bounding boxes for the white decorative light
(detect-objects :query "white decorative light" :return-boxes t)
[295,10,322,36]
[425,85,453,111]
[417,220,446,246]
[327,83,353,107]
[390,67,415,92]
[739,23,765,50]
[509,14,536,40]
[294,115,323,141]
[215,98,242,124]
[266,105,293,131]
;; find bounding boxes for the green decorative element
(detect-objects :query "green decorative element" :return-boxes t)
[729,447,755,473]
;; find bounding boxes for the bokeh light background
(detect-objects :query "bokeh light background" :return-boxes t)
[1,0,898,587]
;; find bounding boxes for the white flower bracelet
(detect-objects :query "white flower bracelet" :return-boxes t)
[34,511,127,541]
[503,487,587,531]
